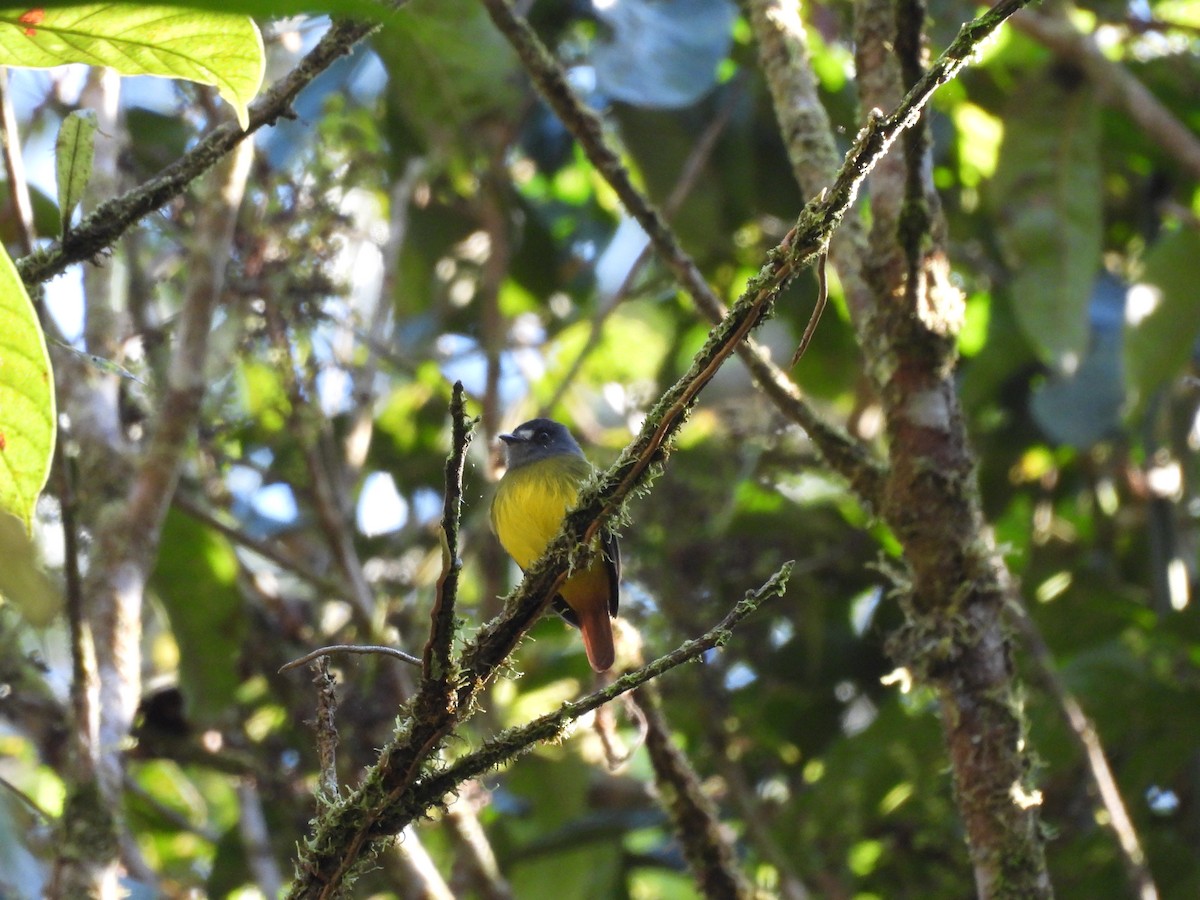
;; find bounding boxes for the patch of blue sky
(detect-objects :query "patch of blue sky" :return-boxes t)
[357,471,409,536]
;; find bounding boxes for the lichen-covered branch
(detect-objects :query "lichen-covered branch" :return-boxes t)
[286,555,788,899]
[478,0,887,510]
[417,383,472,711]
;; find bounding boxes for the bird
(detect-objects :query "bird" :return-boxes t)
[490,418,620,672]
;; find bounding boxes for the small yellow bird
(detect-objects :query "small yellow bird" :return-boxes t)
[491,418,620,672]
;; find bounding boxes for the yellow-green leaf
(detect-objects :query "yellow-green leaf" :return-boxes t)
[0,4,264,129]
[0,245,55,529]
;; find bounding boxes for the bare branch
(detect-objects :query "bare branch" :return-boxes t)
[1015,610,1159,900]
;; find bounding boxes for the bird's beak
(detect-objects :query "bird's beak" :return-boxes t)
[498,432,520,445]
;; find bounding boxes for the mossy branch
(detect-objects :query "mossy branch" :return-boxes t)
[288,565,791,899]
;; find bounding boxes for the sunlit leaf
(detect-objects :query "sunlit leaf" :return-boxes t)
[0,5,264,129]
[0,245,55,529]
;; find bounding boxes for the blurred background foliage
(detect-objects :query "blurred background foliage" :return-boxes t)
[2,0,1200,897]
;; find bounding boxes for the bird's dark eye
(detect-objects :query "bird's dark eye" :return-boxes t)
[535,429,550,444]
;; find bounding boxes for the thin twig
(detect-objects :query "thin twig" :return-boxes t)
[444,784,514,900]
[312,657,341,804]
[543,78,745,414]
[237,778,285,899]
[279,644,422,674]
[0,773,54,825]
[789,249,828,368]
[0,67,36,256]
[173,492,350,601]
[1014,609,1159,900]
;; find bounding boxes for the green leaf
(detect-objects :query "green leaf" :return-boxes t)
[1123,228,1200,417]
[0,245,55,529]
[55,109,97,236]
[0,510,62,626]
[151,509,246,723]
[0,5,264,129]
[991,69,1102,371]
[378,0,523,155]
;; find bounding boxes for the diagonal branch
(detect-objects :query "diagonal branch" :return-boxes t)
[478,0,888,510]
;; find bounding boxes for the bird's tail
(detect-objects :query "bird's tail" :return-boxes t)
[577,603,615,673]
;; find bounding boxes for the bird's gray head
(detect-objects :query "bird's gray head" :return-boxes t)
[498,418,584,469]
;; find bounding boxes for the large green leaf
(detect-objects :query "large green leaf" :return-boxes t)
[991,69,1102,371]
[1123,228,1200,418]
[151,509,246,723]
[0,4,264,129]
[0,245,55,529]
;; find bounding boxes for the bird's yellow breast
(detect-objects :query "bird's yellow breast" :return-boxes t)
[491,456,593,568]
